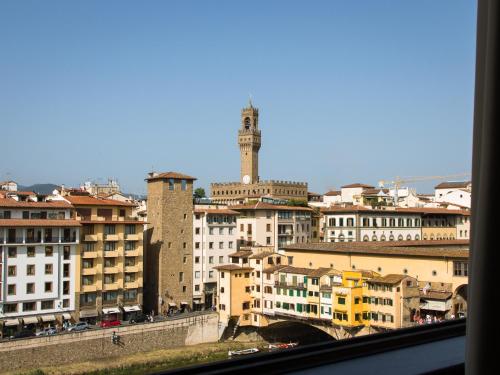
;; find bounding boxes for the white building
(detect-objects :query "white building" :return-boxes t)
[0,181,17,192]
[0,198,79,338]
[192,205,239,309]
[322,190,342,207]
[340,183,375,204]
[322,206,422,242]
[231,202,313,250]
[434,181,471,208]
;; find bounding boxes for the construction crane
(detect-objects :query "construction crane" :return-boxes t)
[378,173,471,206]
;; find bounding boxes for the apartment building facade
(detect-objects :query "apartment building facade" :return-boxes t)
[231,202,312,250]
[0,198,79,338]
[192,205,239,309]
[64,194,144,323]
[322,206,470,242]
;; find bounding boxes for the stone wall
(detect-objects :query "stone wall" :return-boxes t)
[0,313,218,373]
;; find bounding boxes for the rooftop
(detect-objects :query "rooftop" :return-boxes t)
[0,198,72,209]
[282,240,469,259]
[146,171,197,181]
[0,219,81,227]
[231,202,312,212]
[435,181,471,189]
[320,205,470,216]
[341,183,375,189]
[64,195,136,207]
[367,274,410,285]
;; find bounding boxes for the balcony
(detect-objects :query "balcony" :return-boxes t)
[82,268,97,275]
[5,237,24,244]
[125,265,139,273]
[44,236,61,243]
[82,285,97,292]
[103,283,119,291]
[82,251,98,258]
[84,234,98,242]
[104,234,119,241]
[275,281,306,289]
[125,249,140,256]
[25,237,42,244]
[104,250,119,257]
[125,281,139,289]
[125,234,139,241]
[104,267,119,274]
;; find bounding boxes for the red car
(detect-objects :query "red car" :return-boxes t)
[100,319,121,328]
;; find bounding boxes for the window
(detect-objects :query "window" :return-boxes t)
[195,271,200,279]
[26,283,35,294]
[23,302,36,312]
[27,264,35,275]
[45,282,53,292]
[45,246,53,256]
[27,246,35,257]
[181,179,187,190]
[8,265,16,276]
[169,178,174,190]
[454,261,468,276]
[104,242,116,251]
[179,272,184,282]
[63,246,70,259]
[83,276,94,286]
[8,247,17,258]
[63,281,70,295]
[45,263,53,275]
[7,284,16,295]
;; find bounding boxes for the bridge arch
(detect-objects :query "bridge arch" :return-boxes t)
[453,284,468,318]
[258,320,336,345]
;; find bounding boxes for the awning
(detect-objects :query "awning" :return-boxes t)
[102,307,121,314]
[79,310,98,318]
[123,305,141,312]
[168,302,177,307]
[4,319,20,326]
[22,316,39,325]
[41,315,56,322]
[62,313,72,320]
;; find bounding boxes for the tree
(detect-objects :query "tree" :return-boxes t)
[194,188,206,199]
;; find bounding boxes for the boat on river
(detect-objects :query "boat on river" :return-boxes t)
[228,348,260,357]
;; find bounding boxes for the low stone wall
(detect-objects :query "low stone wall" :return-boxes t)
[0,312,218,373]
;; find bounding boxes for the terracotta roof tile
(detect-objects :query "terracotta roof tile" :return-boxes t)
[213,264,254,271]
[64,195,136,207]
[146,171,197,181]
[367,274,409,284]
[435,181,471,189]
[324,190,341,196]
[193,208,240,215]
[0,198,72,209]
[282,240,469,259]
[231,202,312,212]
[341,183,375,189]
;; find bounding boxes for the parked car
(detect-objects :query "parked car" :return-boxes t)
[129,313,148,324]
[36,327,57,336]
[100,319,121,328]
[11,330,35,339]
[68,322,91,332]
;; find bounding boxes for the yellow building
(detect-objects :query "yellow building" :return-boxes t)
[65,194,144,322]
[331,270,378,328]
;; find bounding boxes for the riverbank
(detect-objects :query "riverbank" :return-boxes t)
[10,341,268,375]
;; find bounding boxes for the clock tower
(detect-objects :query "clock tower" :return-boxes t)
[238,101,261,184]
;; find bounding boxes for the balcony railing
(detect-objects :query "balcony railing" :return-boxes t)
[6,237,24,244]
[275,281,306,289]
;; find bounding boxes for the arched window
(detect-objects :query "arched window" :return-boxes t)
[423,234,428,240]
[380,235,386,241]
[372,235,378,241]
[430,234,435,240]
[244,117,251,129]
[406,234,412,241]
[389,235,395,241]
[398,234,403,241]
[415,234,420,240]
[363,235,369,242]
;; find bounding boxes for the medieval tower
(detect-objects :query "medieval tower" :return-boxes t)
[238,102,261,184]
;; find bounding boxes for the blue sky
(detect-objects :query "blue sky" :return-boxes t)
[0,0,476,195]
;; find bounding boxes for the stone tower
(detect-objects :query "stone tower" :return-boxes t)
[145,171,196,314]
[238,101,261,184]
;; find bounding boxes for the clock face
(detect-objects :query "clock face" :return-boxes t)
[243,175,251,184]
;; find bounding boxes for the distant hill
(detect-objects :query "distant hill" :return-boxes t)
[18,183,59,195]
